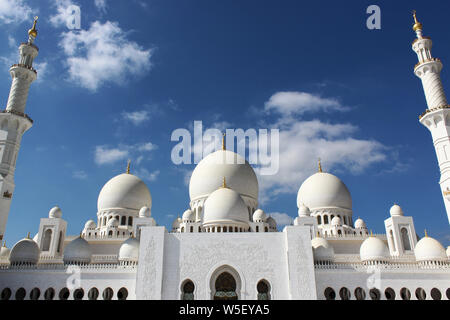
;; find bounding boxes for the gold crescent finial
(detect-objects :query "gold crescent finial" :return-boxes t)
[370,230,373,237]
[424,229,428,237]
[126,159,131,174]
[222,132,226,150]
[222,176,227,188]
[318,158,323,173]
[26,232,30,239]
[28,16,38,38]
[412,10,423,31]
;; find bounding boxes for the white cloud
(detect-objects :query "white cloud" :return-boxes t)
[59,20,153,91]
[0,0,33,24]
[49,0,79,28]
[134,168,160,182]
[34,61,48,83]
[122,110,150,125]
[8,35,15,48]
[72,170,88,179]
[95,145,129,165]
[136,142,157,152]
[264,91,348,116]
[94,0,107,13]
[268,212,293,228]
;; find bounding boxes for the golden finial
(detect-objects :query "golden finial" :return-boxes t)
[126,159,131,174]
[28,16,38,38]
[26,232,30,239]
[370,230,373,237]
[412,10,423,32]
[222,132,226,151]
[424,229,428,237]
[222,176,227,188]
[318,158,323,173]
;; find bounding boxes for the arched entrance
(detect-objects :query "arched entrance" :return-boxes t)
[213,272,238,300]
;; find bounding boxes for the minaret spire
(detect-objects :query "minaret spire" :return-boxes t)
[318,158,323,173]
[0,18,39,240]
[222,132,226,150]
[126,159,131,174]
[413,14,450,223]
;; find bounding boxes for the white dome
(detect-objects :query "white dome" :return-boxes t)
[360,237,389,262]
[106,218,119,228]
[447,246,450,258]
[49,206,62,218]
[298,203,311,217]
[297,172,352,210]
[84,220,96,230]
[172,217,182,230]
[311,237,334,262]
[203,187,249,225]
[354,218,366,229]
[119,237,140,261]
[182,209,195,222]
[0,244,10,258]
[414,236,447,262]
[266,216,277,230]
[63,237,92,264]
[9,237,40,265]
[97,173,152,212]
[189,150,258,201]
[139,206,151,218]
[253,209,266,222]
[390,204,404,217]
[331,216,342,226]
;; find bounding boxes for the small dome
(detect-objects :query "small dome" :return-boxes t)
[390,204,404,217]
[203,187,249,226]
[49,206,62,219]
[298,203,311,217]
[414,236,447,262]
[182,209,195,222]
[0,244,11,259]
[119,237,140,262]
[172,217,182,230]
[253,209,266,222]
[63,237,92,264]
[266,216,277,230]
[331,216,342,226]
[311,237,334,262]
[97,173,152,212]
[354,218,366,229]
[297,172,352,211]
[139,206,151,218]
[360,237,389,262]
[84,220,96,230]
[447,246,450,258]
[10,237,40,265]
[106,218,119,228]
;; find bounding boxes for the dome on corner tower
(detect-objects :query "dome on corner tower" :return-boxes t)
[97,173,152,212]
[189,150,258,202]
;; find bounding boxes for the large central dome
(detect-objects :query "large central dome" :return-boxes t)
[189,150,258,201]
[297,172,352,210]
[97,173,152,211]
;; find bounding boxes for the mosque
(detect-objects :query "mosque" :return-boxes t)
[0,14,449,300]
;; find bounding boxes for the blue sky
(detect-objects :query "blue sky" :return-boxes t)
[0,0,449,247]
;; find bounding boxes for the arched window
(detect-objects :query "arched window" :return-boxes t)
[30,288,40,300]
[324,215,329,224]
[181,280,195,300]
[102,287,114,300]
[330,215,334,221]
[73,288,84,300]
[181,227,185,233]
[446,288,450,300]
[121,216,126,225]
[339,287,350,300]
[257,280,271,300]
[214,272,238,300]
[117,287,128,300]
[223,226,227,232]
[128,217,133,226]
[337,230,342,236]
[369,288,381,300]
[324,287,335,300]
[44,288,55,300]
[88,288,99,300]
[401,228,411,251]
[256,226,259,232]
[317,216,322,224]
[217,227,221,232]
[108,230,113,237]
[415,288,426,300]
[235,227,238,232]
[190,226,193,233]
[265,227,268,232]
[15,288,26,300]
[42,229,52,251]
[59,288,69,300]
[1,288,11,300]
[354,287,366,300]
[385,287,395,300]
[430,288,441,300]
[400,287,411,300]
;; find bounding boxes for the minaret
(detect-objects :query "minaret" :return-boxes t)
[0,17,39,240]
[412,12,450,223]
